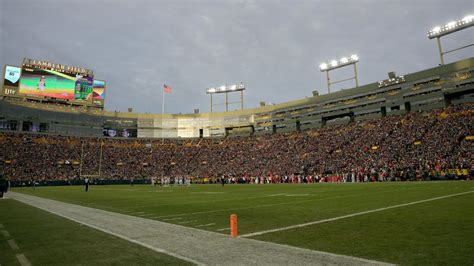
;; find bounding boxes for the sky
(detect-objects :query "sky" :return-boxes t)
[1,0,473,114]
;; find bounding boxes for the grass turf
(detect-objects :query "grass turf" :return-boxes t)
[0,199,191,266]
[9,181,474,265]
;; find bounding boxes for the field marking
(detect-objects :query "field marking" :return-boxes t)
[1,230,10,237]
[269,193,310,197]
[9,192,392,265]
[154,187,415,219]
[162,217,183,221]
[195,223,216,228]
[216,227,230,231]
[10,197,204,265]
[240,191,474,238]
[16,254,32,266]
[138,213,158,217]
[191,192,224,194]
[83,186,374,212]
[7,239,19,250]
[177,220,197,224]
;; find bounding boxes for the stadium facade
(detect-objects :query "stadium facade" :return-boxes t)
[1,57,473,138]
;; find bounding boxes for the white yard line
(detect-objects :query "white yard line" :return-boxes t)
[177,220,197,224]
[7,239,19,250]
[16,254,32,266]
[216,227,230,231]
[161,217,183,221]
[241,191,474,238]
[195,223,216,228]
[155,187,413,219]
[138,213,158,217]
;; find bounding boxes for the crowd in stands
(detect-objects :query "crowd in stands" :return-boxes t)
[1,103,473,184]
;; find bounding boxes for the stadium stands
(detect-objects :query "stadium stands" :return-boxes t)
[1,103,472,185]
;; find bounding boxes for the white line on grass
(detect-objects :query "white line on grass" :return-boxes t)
[177,220,198,224]
[16,254,32,266]
[8,239,19,250]
[195,223,216,228]
[1,230,10,237]
[155,187,414,219]
[240,191,474,238]
[138,213,158,217]
[216,227,230,231]
[10,201,204,265]
[162,217,183,221]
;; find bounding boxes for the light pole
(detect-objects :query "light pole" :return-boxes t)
[319,54,360,94]
[427,15,474,65]
[206,83,245,112]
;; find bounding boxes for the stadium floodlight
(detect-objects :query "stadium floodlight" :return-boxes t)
[319,54,360,94]
[206,83,245,112]
[427,15,474,65]
[428,15,474,39]
[206,84,245,94]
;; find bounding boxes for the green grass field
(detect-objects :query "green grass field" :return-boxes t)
[3,181,474,265]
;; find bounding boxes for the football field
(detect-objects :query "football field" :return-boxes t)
[2,181,473,265]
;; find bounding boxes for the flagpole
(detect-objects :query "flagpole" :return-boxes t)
[162,85,165,143]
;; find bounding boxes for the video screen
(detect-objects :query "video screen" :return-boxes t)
[4,65,21,87]
[93,80,105,100]
[19,67,93,101]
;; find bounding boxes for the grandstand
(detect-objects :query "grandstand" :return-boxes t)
[1,31,474,266]
[0,55,473,183]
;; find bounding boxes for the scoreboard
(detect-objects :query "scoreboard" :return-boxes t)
[2,59,106,108]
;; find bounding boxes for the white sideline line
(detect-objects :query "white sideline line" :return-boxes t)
[16,254,32,266]
[195,223,216,228]
[177,220,197,224]
[216,227,230,231]
[8,239,19,250]
[241,191,474,238]
[1,230,10,237]
[12,201,204,265]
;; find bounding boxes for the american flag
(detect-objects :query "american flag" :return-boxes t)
[163,84,172,93]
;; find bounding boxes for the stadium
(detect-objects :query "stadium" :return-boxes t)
[1,3,474,266]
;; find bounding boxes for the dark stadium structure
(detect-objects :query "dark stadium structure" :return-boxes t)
[1,58,473,138]
[1,58,473,185]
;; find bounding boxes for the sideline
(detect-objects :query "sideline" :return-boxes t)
[240,190,474,238]
[9,192,391,266]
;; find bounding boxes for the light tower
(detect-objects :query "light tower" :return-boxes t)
[427,15,474,65]
[319,54,359,94]
[206,83,245,112]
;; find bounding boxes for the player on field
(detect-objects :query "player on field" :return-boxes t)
[85,177,89,192]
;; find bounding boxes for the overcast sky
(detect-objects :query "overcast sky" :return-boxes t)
[1,0,473,114]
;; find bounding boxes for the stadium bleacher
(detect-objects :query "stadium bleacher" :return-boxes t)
[1,102,472,185]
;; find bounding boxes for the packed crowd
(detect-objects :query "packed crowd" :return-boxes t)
[1,103,473,184]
